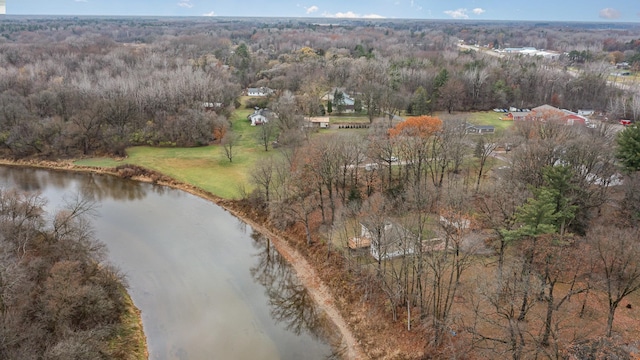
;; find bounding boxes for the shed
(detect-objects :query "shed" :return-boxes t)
[304,116,330,128]
[466,124,495,134]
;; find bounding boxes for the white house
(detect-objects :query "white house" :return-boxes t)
[247,87,274,97]
[361,221,415,261]
[321,88,356,113]
[247,108,273,126]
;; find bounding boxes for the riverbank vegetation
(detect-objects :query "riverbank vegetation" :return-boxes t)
[1,16,640,359]
[0,189,147,359]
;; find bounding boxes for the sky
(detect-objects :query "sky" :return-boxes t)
[5,0,640,23]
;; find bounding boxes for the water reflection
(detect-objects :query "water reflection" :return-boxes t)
[78,172,148,201]
[0,166,337,360]
[250,231,344,359]
[0,166,153,202]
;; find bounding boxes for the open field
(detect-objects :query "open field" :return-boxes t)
[437,110,515,135]
[76,109,277,199]
[328,115,370,124]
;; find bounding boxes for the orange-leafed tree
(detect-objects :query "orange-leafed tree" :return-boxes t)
[389,116,443,186]
[388,115,442,138]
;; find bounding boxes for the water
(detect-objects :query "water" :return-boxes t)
[0,166,336,360]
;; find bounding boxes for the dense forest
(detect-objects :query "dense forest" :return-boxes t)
[0,16,639,158]
[1,16,640,359]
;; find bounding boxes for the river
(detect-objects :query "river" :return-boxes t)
[0,166,336,360]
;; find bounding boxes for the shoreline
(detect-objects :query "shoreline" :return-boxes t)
[0,159,366,360]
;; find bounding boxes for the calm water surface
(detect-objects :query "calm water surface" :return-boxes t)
[0,166,336,360]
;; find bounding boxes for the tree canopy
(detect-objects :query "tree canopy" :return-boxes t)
[388,115,442,138]
[616,124,640,173]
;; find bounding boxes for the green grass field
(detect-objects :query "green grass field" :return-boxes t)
[460,111,514,133]
[328,115,370,123]
[75,108,276,199]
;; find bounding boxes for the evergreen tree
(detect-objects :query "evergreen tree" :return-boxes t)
[333,90,345,114]
[542,165,578,235]
[616,124,640,173]
[411,86,430,115]
[431,69,449,111]
[502,188,559,241]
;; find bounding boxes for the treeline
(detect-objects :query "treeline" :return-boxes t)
[0,21,240,158]
[0,189,142,359]
[0,17,637,159]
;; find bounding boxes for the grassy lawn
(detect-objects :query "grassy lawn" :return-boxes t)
[75,157,123,168]
[608,73,640,85]
[461,111,514,133]
[329,115,370,123]
[76,109,278,199]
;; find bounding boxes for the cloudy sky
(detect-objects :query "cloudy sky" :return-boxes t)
[6,0,640,22]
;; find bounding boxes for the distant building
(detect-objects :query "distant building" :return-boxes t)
[247,87,274,97]
[304,116,330,129]
[616,62,630,69]
[498,47,560,59]
[505,110,530,121]
[578,109,595,116]
[202,102,223,111]
[466,124,495,135]
[247,108,274,126]
[527,105,587,126]
[321,88,356,113]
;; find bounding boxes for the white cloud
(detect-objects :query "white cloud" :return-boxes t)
[306,5,319,14]
[599,8,621,19]
[472,8,485,15]
[444,8,469,19]
[178,1,194,9]
[324,11,384,19]
[202,11,215,16]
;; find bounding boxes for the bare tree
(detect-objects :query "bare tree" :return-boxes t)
[474,135,499,192]
[588,225,640,337]
[250,158,276,203]
[471,258,542,360]
[257,120,276,152]
[272,90,302,132]
[221,131,240,162]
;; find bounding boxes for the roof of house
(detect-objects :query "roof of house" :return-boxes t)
[361,220,413,246]
[247,108,273,119]
[467,124,495,130]
[528,105,587,124]
[321,88,355,104]
[532,104,562,113]
[305,116,330,123]
[247,87,273,95]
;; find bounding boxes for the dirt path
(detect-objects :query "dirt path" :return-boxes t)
[0,160,366,360]
[225,212,366,360]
